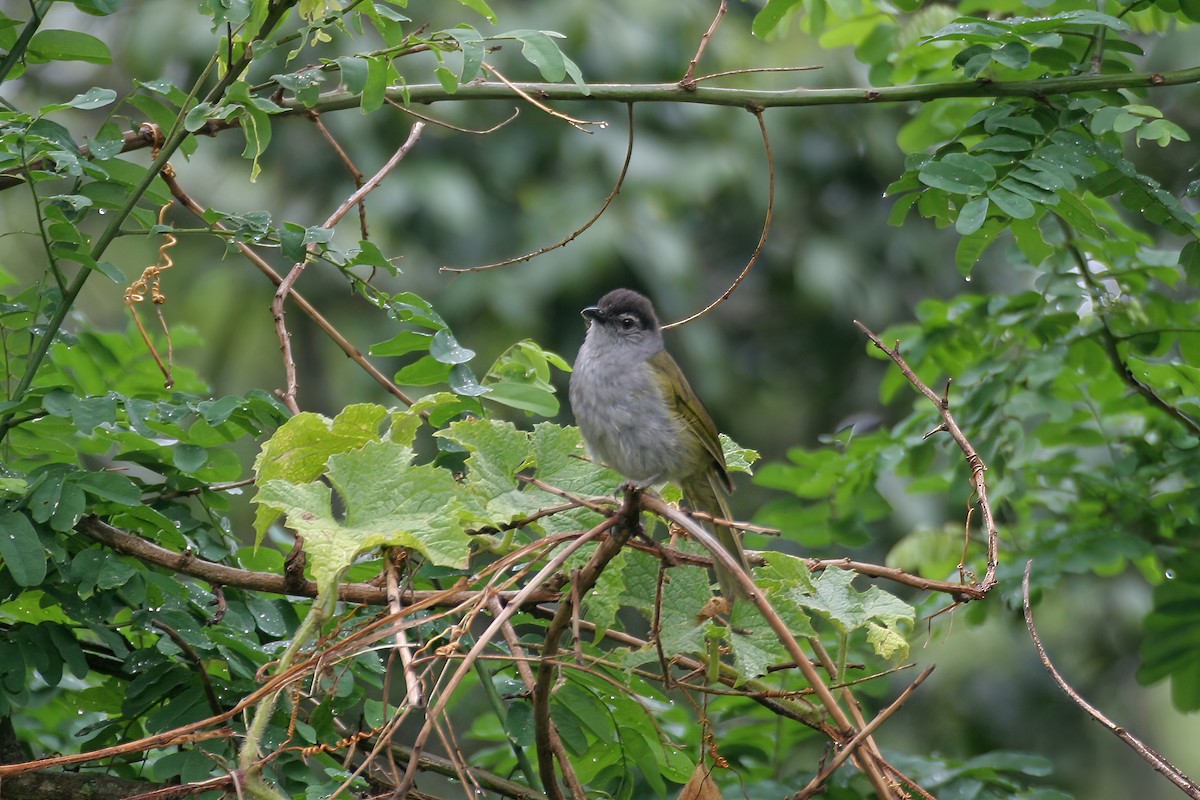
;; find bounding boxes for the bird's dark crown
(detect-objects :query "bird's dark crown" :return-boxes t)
[587,288,660,331]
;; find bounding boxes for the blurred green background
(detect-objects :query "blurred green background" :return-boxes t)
[5,1,1200,797]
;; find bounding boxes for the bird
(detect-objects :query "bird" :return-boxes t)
[568,288,753,600]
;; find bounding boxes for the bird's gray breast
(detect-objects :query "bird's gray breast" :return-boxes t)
[570,339,693,483]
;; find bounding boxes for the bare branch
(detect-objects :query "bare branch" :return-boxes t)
[1022,561,1200,799]
[164,171,418,407]
[853,320,999,592]
[272,121,426,412]
[394,519,616,796]
[794,666,935,799]
[442,103,636,273]
[680,0,728,88]
[479,62,606,133]
[664,108,774,329]
[640,495,906,799]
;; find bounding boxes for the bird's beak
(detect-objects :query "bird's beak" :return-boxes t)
[581,305,601,325]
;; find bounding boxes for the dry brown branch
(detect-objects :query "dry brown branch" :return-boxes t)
[77,516,561,608]
[663,108,773,330]
[385,553,425,709]
[479,62,606,133]
[853,320,1000,592]
[309,111,368,240]
[394,519,616,796]
[272,121,426,412]
[533,490,645,799]
[441,103,635,273]
[807,556,987,601]
[689,65,823,85]
[164,171,417,407]
[387,96,521,135]
[794,666,936,799]
[640,495,908,799]
[488,596,582,797]
[1022,561,1200,799]
[680,0,728,88]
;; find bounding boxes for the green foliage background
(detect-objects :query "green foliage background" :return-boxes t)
[2,0,1200,798]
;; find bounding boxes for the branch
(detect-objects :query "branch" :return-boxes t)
[640,495,906,799]
[442,103,635,273]
[1022,561,1200,799]
[853,321,1000,592]
[271,121,426,412]
[794,666,935,799]
[664,107,773,329]
[1072,247,1200,436]
[393,519,615,797]
[164,171,418,407]
[533,489,643,800]
[303,66,1200,113]
[7,66,1200,195]
[77,516,560,608]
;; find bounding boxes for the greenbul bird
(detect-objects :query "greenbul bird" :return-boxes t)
[569,288,753,600]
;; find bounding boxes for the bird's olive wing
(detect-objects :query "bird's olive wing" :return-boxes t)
[648,349,733,492]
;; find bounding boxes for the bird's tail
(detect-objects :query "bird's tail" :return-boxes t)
[681,472,753,600]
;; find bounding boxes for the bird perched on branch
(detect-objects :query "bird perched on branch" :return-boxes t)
[569,288,753,600]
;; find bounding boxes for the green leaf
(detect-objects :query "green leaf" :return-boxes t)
[396,355,452,386]
[370,330,433,357]
[918,153,994,195]
[454,0,497,24]
[75,472,143,505]
[977,134,1032,153]
[257,439,472,592]
[481,381,558,416]
[434,65,458,94]
[28,29,112,63]
[335,56,368,94]
[955,195,990,235]
[507,30,567,82]
[429,328,475,365]
[253,404,395,539]
[64,87,118,110]
[955,218,1004,274]
[436,418,538,522]
[987,185,1036,219]
[362,55,388,113]
[0,510,46,587]
[752,0,804,38]
[447,27,485,82]
[990,41,1030,69]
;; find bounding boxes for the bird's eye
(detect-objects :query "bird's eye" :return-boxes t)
[617,314,638,331]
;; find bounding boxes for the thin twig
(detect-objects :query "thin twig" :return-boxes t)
[488,596,581,796]
[387,96,521,135]
[272,121,426,412]
[533,491,643,800]
[150,620,223,716]
[639,495,906,799]
[689,65,823,85]
[77,516,561,608]
[164,172,417,407]
[393,520,615,797]
[309,111,368,240]
[385,553,425,708]
[479,62,605,133]
[853,321,1000,592]
[663,108,773,329]
[680,0,728,88]
[442,103,635,273]
[1072,246,1200,436]
[794,666,935,799]
[1022,561,1200,799]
